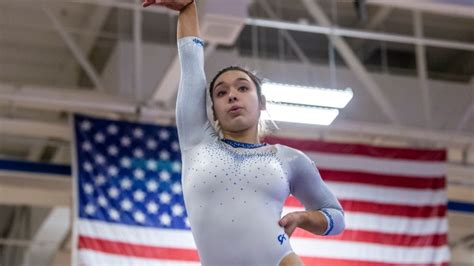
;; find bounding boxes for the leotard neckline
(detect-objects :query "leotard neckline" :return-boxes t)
[220,138,268,149]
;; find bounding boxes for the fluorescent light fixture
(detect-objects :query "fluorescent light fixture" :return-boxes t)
[261,102,339,126]
[262,82,353,108]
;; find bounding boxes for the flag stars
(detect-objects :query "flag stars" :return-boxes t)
[146,202,159,214]
[107,124,118,135]
[171,182,182,194]
[120,178,132,190]
[121,199,133,211]
[172,204,184,216]
[133,128,144,138]
[80,120,92,131]
[159,171,171,182]
[108,166,119,177]
[98,195,108,207]
[171,141,180,152]
[146,160,158,171]
[120,136,131,147]
[120,157,131,168]
[133,148,144,158]
[171,161,181,172]
[83,161,93,173]
[159,213,172,226]
[107,145,118,156]
[83,183,94,194]
[94,132,105,143]
[146,139,157,150]
[84,204,96,215]
[133,189,146,202]
[133,169,145,180]
[159,150,170,160]
[159,192,171,204]
[95,154,106,165]
[109,208,120,221]
[146,180,159,192]
[82,141,92,152]
[95,175,106,185]
[159,130,170,140]
[134,211,146,224]
[108,186,120,199]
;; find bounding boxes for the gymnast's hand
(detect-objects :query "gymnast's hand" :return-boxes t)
[142,0,194,10]
[279,211,306,237]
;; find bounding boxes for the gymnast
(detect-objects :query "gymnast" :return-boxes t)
[143,1,345,265]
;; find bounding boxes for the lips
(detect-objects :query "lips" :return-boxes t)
[228,106,243,113]
[229,106,242,114]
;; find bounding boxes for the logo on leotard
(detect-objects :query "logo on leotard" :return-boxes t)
[277,233,287,245]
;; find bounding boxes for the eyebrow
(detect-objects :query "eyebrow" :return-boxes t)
[214,78,250,90]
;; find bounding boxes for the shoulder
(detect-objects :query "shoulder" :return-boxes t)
[275,144,316,173]
[275,144,312,163]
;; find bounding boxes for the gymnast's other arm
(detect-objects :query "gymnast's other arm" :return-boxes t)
[279,149,345,237]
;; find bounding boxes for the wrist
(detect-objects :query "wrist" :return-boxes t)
[180,0,195,12]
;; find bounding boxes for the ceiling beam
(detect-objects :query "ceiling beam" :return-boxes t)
[413,11,432,128]
[456,81,474,131]
[41,4,106,91]
[259,0,311,64]
[56,5,113,87]
[366,0,474,19]
[301,0,400,124]
[244,18,474,52]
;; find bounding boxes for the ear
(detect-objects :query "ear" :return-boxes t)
[260,94,267,111]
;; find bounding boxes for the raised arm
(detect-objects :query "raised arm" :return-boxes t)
[280,148,345,237]
[145,1,213,151]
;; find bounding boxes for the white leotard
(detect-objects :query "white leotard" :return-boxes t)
[176,36,345,266]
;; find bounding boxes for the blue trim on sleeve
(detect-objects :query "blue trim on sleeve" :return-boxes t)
[192,38,205,47]
[320,209,334,236]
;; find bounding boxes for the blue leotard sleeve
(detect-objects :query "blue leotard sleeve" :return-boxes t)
[287,148,345,236]
[176,37,215,152]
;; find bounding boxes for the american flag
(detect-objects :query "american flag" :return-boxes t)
[72,114,449,265]
[266,136,450,266]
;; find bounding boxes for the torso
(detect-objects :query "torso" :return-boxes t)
[181,138,295,265]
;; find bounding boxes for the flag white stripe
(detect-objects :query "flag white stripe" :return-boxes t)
[326,182,447,206]
[308,152,445,177]
[283,207,447,235]
[78,250,200,266]
[78,219,197,249]
[290,238,450,264]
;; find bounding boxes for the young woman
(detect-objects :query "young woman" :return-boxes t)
[144,1,345,265]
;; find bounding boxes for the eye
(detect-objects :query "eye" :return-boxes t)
[238,86,248,91]
[216,91,226,97]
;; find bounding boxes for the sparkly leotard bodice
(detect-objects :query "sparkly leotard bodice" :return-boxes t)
[176,37,344,266]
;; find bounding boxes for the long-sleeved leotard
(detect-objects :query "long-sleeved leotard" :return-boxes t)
[176,36,345,266]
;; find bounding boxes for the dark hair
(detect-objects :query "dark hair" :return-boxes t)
[209,66,263,102]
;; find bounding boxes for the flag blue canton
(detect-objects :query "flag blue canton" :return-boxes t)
[74,114,189,230]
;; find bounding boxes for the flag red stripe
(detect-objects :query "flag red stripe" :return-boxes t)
[265,136,446,161]
[300,256,449,266]
[78,236,200,261]
[292,228,447,247]
[285,197,447,218]
[320,169,446,189]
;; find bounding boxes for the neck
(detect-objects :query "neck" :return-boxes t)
[222,126,260,144]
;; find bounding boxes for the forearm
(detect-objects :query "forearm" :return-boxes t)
[298,210,328,235]
[177,1,200,39]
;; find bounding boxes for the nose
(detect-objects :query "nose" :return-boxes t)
[228,89,238,103]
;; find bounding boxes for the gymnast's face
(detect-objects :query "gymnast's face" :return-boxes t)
[211,70,266,136]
